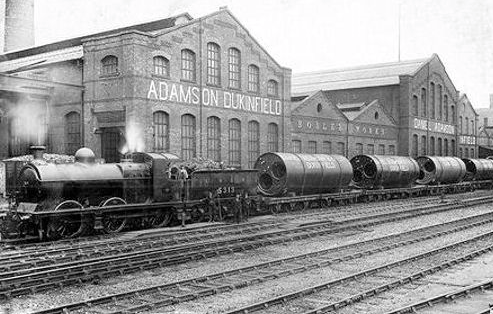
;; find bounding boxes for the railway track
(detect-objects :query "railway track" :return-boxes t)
[382,279,493,314]
[224,231,493,314]
[0,195,446,266]
[1,194,493,301]
[27,200,493,314]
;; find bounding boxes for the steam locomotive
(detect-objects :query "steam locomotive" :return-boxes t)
[1,147,493,241]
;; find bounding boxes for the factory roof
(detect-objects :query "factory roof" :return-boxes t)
[292,56,433,96]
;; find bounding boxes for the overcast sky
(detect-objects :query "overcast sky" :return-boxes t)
[35,0,493,108]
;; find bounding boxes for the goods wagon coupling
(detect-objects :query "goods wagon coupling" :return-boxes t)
[254,153,353,197]
[350,155,420,189]
[416,156,466,185]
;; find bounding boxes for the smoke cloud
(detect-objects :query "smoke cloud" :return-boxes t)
[121,119,145,154]
[9,100,47,146]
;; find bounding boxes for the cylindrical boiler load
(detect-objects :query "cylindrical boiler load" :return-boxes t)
[416,156,466,185]
[254,153,353,197]
[350,155,420,189]
[462,158,493,181]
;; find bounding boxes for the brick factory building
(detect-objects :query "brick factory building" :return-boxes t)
[0,8,292,168]
[457,93,478,158]
[291,54,478,158]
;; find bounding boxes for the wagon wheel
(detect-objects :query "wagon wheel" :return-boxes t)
[270,204,281,214]
[293,202,305,212]
[146,209,173,228]
[191,205,206,223]
[100,197,127,234]
[46,200,83,240]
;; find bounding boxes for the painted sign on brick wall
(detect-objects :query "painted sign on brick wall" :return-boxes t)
[147,80,282,116]
[413,118,455,135]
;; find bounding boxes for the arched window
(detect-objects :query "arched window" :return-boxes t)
[228,48,241,89]
[207,116,221,162]
[437,138,443,156]
[465,148,469,158]
[430,136,435,155]
[451,105,456,123]
[267,80,279,97]
[181,49,196,82]
[412,134,418,157]
[267,123,279,152]
[248,64,260,93]
[153,56,170,77]
[292,140,302,153]
[412,95,419,116]
[444,94,449,122]
[229,119,241,167]
[421,135,427,155]
[181,114,196,160]
[65,111,81,155]
[471,120,475,135]
[322,141,332,154]
[459,116,463,133]
[207,43,221,86]
[438,85,443,120]
[430,82,435,119]
[459,147,463,157]
[101,55,118,75]
[444,138,449,156]
[466,117,469,134]
[307,141,317,154]
[153,111,169,152]
[471,148,474,157]
[451,139,456,156]
[337,142,345,156]
[421,88,427,117]
[248,121,260,168]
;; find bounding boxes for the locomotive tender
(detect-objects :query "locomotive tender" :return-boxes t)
[2,148,493,242]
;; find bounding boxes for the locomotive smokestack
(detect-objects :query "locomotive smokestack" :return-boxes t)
[30,145,46,160]
[1,0,35,52]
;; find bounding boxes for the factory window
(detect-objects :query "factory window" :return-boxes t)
[207,116,221,162]
[421,88,427,117]
[307,141,317,154]
[267,123,279,152]
[65,112,81,155]
[367,144,375,155]
[181,114,196,160]
[444,139,449,156]
[228,48,241,89]
[267,80,278,97]
[181,49,196,82]
[444,94,449,122]
[337,142,345,156]
[378,144,385,155]
[437,138,442,156]
[466,117,469,134]
[465,148,469,158]
[355,143,363,155]
[101,55,118,75]
[471,120,475,135]
[153,56,170,77]
[421,135,427,155]
[207,43,221,86]
[430,136,435,155]
[292,140,302,153]
[374,112,379,120]
[438,85,443,120]
[430,82,435,119]
[451,139,456,156]
[412,95,419,116]
[248,121,260,168]
[412,135,418,158]
[153,111,169,152]
[248,64,260,93]
[459,147,463,157]
[229,119,241,167]
[451,105,456,123]
[459,116,463,133]
[471,148,475,157]
[388,145,396,155]
[322,141,332,154]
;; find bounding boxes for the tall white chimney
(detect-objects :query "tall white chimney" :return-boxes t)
[0,0,34,53]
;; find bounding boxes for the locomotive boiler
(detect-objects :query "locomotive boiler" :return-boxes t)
[350,155,420,189]
[416,156,466,185]
[254,153,353,196]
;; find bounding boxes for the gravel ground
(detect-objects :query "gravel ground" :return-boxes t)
[4,200,493,313]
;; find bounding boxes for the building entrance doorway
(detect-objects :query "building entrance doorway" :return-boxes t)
[101,127,123,163]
